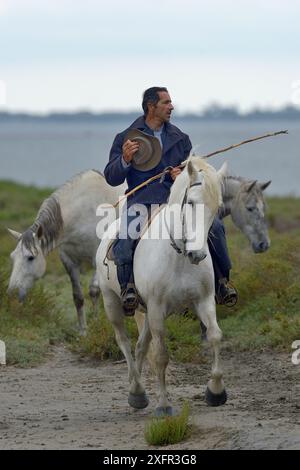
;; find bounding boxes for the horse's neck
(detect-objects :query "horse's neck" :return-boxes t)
[220,176,244,218]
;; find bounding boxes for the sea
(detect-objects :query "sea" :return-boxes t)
[0,118,299,196]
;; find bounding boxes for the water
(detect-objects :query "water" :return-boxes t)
[0,118,299,196]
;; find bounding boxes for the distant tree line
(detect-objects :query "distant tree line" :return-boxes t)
[0,105,300,122]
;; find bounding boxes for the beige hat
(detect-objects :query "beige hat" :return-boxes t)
[125,129,162,171]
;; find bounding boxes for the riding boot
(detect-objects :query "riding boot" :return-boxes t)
[208,217,238,307]
[117,263,139,316]
[211,261,237,308]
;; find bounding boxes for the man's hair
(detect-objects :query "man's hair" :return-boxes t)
[142,87,168,115]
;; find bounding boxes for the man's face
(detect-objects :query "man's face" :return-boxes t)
[152,91,174,122]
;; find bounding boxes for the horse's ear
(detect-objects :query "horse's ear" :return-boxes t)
[7,228,22,241]
[259,180,271,191]
[36,226,43,240]
[244,180,257,193]
[187,159,198,182]
[217,161,228,181]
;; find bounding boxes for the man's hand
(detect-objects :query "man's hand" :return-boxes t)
[170,166,182,180]
[122,139,139,163]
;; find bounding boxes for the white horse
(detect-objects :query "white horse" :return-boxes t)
[7,170,125,335]
[7,168,270,336]
[96,157,228,416]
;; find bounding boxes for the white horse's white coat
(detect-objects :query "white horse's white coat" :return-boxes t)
[96,158,228,415]
[8,170,126,335]
[7,167,270,337]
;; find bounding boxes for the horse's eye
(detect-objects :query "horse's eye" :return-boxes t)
[27,256,35,262]
[247,207,255,212]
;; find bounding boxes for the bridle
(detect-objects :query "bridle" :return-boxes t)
[164,179,203,256]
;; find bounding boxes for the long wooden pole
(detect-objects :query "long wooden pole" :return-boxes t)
[201,129,288,159]
[113,129,288,207]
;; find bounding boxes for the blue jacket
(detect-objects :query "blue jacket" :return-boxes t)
[104,115,192,207]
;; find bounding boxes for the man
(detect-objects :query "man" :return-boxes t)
[104,86,237,315]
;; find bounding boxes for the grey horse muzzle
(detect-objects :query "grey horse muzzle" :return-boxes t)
[252,240,270,253]
[7,286,27,303]
[187,250,207,265]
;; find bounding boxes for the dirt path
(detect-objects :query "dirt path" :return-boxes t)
[0,345,299,450]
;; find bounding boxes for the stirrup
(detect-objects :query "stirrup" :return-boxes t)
[215,280,238,308]
[121,283,139,316]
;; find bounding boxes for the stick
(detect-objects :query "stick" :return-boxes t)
[113,129,288,207]
[113,171,168,207]
[201,129,288,159]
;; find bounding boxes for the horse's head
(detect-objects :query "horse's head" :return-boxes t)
[231,180,271,253]
[7,227,46,301]
[182,157,227,265]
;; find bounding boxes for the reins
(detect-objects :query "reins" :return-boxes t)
[164,180,203,256]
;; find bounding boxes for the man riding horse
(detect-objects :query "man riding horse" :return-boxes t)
[104,86,237,315]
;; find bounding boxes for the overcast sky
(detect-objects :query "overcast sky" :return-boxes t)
[1,0,300,113]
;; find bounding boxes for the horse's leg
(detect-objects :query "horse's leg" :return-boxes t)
[200,321,208,341]
[135,310,155,374]
[147,302,173,417]
[89,270,100,313]
[102,288,149,410]
[194,297,227,406]
[135,310,152,375]
[59,250,86,336]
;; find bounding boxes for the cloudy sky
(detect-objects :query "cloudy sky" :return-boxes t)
[1,0,300,113]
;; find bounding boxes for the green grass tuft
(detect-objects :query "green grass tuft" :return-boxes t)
[144,402,190,446]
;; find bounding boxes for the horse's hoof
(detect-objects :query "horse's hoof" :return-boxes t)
[128,392,149,409]
[205,387,227,406]
[154,406,174,417]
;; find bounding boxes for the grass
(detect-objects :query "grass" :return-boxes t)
[0,265,76,366]
[144,402,190,446]
[0,179,300,367]
[71,303,139,361]
[220,223,300,350]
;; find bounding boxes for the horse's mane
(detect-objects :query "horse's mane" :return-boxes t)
[184,157,223,211]
[21,196,63,255]
[225,175,246,183]
[21,169,104,255]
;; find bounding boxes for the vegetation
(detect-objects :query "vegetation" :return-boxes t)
[0,180,299,367]
[144,402,190,446]
[1,104,300,122]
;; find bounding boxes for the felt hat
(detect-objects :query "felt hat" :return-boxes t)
[125,129,162,171]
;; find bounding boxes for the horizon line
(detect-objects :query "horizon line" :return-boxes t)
[1,103,300,118]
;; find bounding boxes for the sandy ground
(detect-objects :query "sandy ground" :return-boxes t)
[0,344,299,450]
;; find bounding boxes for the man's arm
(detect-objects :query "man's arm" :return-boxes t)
[104,134,139,186]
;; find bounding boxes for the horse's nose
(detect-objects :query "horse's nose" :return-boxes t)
[8,286,27,303]
[187,251,207,265]
[253,240,270,253]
